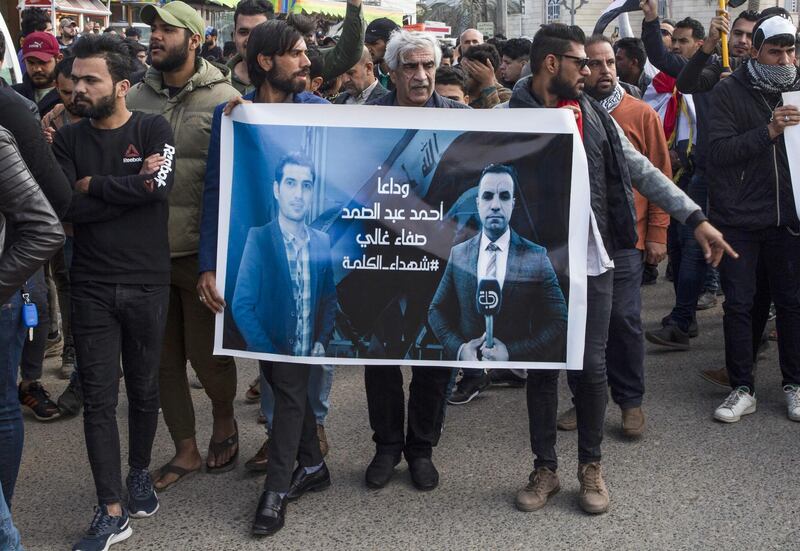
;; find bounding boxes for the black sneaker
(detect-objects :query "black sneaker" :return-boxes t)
[447,371,491,405]
[19,381,61,421]
[72,505,132,551]
[645,324,690,350]
[660,315,698,338]
[488,369,526,388]
[58,378,83,416]
[127,468,159,518]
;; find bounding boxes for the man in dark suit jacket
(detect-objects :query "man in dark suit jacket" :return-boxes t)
[429,164,567,365]
[334,46,389,105]
[232,152,336,535]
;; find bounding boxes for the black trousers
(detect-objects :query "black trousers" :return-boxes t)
[364,365,450,461]
[528,271,613,470]
[72,281,168,505]
[261,361,322,493]
[719,226,800,392]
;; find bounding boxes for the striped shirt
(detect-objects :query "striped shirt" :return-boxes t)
[281,224,312,356]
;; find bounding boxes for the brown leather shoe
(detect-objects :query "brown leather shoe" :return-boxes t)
[621,406,645,438]
[577,462,609,514]
[317,424,329,458]
[557,406,577,431]
[245,438,269,472]
[515,467,560,512]
[700,367,729,388]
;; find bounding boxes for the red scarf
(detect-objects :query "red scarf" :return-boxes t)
[557,99,583,138]
[652,71,680,142]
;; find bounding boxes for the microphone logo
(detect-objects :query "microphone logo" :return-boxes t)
[478,290,499,310]
[476,278,502,317]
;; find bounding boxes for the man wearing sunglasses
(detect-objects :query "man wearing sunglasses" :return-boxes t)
[499,23,737,516]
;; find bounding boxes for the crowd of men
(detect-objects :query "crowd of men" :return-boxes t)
[0,0,798,549]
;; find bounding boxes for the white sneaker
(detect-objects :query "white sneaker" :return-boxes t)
[714,387,756,423]
[784,385,800,422]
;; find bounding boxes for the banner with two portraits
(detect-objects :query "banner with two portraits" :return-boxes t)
[213,105,590,370]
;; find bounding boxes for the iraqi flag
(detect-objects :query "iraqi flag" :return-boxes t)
[592,0,642,36]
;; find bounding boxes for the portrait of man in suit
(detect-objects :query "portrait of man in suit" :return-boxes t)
[232,152,337,357]
[428,163,568,363]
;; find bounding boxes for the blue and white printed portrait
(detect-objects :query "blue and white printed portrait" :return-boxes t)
[214,105,590,370]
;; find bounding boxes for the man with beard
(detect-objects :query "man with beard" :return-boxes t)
[335,46,388,104]
[561,34,670,438]
[201,27,223,62]
[706,14,800,424]
[363,30,468,493]
[500,23,736,515]
[43,56,84,138]
[226,0,364,96]
[58,18,78,51]
[51,34,175,551]
[126,1,242,492]
[196,20,328,536]
[13,31,63,117]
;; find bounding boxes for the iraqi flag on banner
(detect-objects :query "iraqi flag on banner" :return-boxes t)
[592,0,642,35]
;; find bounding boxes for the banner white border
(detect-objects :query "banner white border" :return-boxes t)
[214,104,590,370]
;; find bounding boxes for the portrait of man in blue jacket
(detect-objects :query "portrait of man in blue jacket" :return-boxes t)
[232,152,337,357]
[428,163,568,364]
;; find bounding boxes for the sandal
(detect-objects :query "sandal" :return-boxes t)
[207,420,239,474]
[245,378,261,403]
[153,462,200,492]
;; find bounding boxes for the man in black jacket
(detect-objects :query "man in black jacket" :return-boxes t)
[1,31,73,423]
[51,35,175,551]
[505,23,735,516]
[364,29,468,494]
[675,8,763,387]
[706,14,800,425]
[12,31,63,118]
[0,124,64,550]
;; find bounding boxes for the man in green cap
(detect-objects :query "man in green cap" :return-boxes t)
[127,1,242,492]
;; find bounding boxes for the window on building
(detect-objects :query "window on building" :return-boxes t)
[547,0,561,22]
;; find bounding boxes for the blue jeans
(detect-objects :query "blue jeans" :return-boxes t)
[0,291,25,507]
[666,172,708,332]
[0,482,23,550]
[19,268,47,382]
[260,363,334,432]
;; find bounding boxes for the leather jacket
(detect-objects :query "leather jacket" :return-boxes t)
[0,125,65,303]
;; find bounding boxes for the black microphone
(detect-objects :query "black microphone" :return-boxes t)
[476,278,502,348]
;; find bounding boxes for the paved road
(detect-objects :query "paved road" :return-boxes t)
[12,276,799,551]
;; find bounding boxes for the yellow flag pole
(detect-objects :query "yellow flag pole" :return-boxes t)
[718,1,730,69]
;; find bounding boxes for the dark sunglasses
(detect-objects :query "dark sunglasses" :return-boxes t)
[557,53,590,69]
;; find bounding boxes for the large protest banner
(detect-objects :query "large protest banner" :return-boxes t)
[782,91,800,222]
[214,105,590,370]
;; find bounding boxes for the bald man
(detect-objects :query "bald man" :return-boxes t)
[335,46,389,104]
[459,28,484,55]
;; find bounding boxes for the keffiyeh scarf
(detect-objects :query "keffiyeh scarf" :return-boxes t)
[746,58,800,93]
[599,82,625,113]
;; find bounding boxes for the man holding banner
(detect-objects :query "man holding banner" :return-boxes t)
[363,30,468,493]
[502,23,736,515]
[706,14,800,424]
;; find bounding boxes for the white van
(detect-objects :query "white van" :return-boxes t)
[0,11,22,85]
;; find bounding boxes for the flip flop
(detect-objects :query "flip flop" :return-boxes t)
[153,463,200,492]
[207,420,239,474]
